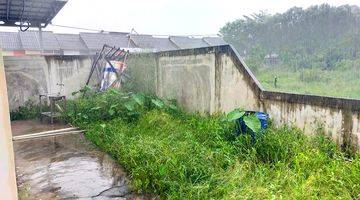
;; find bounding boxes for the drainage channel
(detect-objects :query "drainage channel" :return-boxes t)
[14,130,151,200]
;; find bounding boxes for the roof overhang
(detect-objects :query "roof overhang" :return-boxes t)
[0,0,67,28]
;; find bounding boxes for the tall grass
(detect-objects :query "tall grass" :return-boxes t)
[64,90,360,199]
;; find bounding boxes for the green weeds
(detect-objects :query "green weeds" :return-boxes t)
[64,90,360,199]
[10,100,41,121]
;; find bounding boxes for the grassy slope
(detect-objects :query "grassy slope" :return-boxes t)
[254,61,360,99]
[64,91,360,199]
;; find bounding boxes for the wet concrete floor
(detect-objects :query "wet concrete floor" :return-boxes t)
[14,133,151,200]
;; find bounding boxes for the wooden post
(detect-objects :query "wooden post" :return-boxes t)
[0,49,18,199]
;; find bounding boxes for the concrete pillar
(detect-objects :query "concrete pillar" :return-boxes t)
[0,50,18,199]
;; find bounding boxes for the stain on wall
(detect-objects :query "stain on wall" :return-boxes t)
[5,56,92,110]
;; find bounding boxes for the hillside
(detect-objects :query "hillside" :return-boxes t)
[220,4,360,99]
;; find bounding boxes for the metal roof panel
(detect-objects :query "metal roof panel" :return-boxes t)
[203,37,227,46]
[169,36,210,49]
[55,33,88,51]
[130,35,179,51]
[80,32,132,50]
[0,31,22,50]
[19,31,60,50]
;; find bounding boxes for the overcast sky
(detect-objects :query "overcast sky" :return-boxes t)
[4,0,360,35]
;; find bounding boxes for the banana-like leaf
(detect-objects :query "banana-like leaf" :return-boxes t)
[243,114,261,133]
[226,109,245,121]
[132,93,145,105]
[151,99,165,108]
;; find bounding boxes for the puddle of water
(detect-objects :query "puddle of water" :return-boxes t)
[14,134,151,200]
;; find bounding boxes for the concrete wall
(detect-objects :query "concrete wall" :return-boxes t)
[5,56,92,110]
[157,53,216,113]
[261,91,360,149]
[129,45,360,148]
[6,45,360,148]
[126,54,157,94]
[153,47,261,114]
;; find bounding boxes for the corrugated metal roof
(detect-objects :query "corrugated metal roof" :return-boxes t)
[169,36,210,49]
[0,30,226,54]
[203,37,227,46]
[0,32,22,50]
[130,34,179,51]
[80,32,132,50]
[19,31,60,50]
[0,0,68,28]
[55,33,88,51]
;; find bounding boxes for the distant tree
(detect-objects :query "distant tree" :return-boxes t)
[220,4,360,70]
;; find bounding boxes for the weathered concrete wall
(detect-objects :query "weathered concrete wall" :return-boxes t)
[5,56,92,110]
[216,53,259,112]
[157,53,216,113]
[126,54,157,94]
[261,92,360,149]
[129,45,360,148]
[154,47,260,113]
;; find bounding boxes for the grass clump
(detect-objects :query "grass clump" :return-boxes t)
[10,100,41,121]
[64,90,360,199]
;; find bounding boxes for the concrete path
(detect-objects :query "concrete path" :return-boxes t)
[14,133,151,199]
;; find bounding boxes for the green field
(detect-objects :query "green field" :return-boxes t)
[252,60,360,99]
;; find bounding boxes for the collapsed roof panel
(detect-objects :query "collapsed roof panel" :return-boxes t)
[130,34,179,51]
[55,33,88,51]
[169,36,210,49]
[0,32,22,50]
[0,0,68,27]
